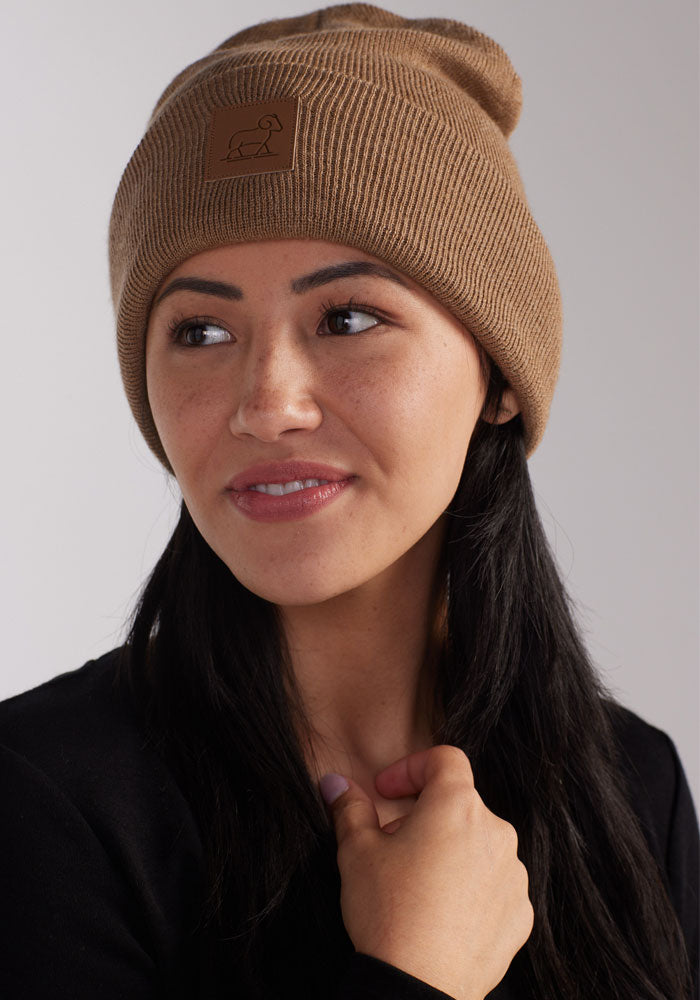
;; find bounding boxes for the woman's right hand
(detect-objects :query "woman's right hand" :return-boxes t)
[320,745,534,1000]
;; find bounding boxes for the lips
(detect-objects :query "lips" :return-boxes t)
[225,461,356,523]
[226,461,354,493]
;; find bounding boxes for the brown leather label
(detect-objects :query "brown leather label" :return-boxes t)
[205,98,299,181]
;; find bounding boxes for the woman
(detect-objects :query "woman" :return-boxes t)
[1,4,697,999]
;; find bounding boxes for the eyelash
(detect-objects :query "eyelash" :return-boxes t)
[165,297,384,345]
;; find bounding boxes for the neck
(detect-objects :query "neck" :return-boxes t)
[280,523,447,784]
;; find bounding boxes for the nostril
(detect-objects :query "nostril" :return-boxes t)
[229,387,323,441]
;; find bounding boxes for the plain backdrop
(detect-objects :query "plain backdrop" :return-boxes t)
[2,0,698,805]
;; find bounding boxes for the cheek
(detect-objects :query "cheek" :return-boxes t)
[345,343,481,493]
[146,365,230,473]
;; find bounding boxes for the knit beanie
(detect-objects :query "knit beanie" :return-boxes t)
[109,2,562,466]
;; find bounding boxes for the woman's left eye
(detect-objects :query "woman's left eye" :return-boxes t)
[317,297,383,336]
[168,316,232,347]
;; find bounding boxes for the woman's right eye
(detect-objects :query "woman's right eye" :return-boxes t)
[168,316,232,347]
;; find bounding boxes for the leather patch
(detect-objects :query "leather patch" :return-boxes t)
[205,98,299,181]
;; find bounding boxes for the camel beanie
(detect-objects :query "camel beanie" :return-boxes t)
[109,1,562,465]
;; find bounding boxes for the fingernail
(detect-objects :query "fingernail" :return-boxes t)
[319,773,349,805]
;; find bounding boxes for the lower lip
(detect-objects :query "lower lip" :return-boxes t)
[228,479,354,522]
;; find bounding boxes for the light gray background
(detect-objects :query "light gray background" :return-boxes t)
[2,1,698,804]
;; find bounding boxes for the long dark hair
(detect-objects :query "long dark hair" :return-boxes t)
[117,363,692,999]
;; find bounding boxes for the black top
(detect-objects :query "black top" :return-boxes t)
[0,649,697,999]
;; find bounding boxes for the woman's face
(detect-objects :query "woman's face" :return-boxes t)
[145,239,503,606]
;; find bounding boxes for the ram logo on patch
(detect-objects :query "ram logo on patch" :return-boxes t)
[205,98,299,181]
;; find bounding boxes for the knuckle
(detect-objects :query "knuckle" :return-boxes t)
[433,744,470,766]
[516,861,531,902]
[431,745,475,785]
[338,813,373,850]
[523,899,535,939]
[501,819,519,852]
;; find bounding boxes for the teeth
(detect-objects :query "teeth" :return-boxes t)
[250,479,329,495]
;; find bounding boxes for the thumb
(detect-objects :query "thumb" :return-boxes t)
[319,773,380,844]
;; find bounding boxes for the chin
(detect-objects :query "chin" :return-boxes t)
[224,561,368,609]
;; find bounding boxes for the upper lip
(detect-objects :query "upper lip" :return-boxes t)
[227,461,355,492]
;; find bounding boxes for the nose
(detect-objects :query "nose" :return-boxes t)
[229,335,323,442]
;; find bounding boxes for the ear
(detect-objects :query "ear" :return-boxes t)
[482,385,520,425]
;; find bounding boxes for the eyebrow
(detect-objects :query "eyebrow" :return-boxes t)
[153,260,410,306]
